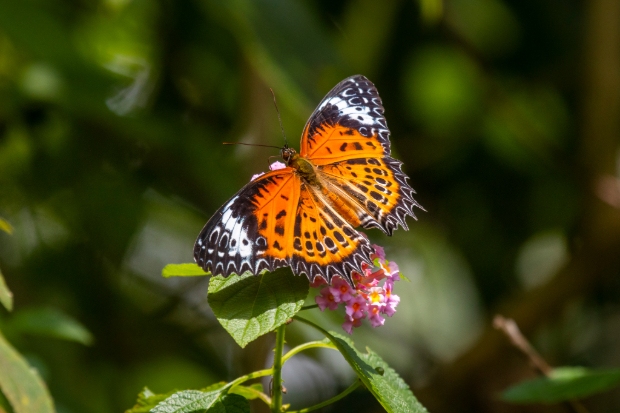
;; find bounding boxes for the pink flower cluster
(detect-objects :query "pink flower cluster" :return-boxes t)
[251,161,286,181]
[313,245,401,334]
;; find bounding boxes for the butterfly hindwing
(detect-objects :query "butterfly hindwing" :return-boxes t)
[300,75,390,165]
[290,184,374,285]
[317,157,420,235]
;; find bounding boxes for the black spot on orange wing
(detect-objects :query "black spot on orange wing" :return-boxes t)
[370,191,383,201]
[294,215,302,236]
[333,231,345,244]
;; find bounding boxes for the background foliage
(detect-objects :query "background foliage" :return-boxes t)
[1,0,620,412]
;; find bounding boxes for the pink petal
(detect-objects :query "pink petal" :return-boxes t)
[372,244,386,261]
[269,161,286,171]
[250,172,265,181]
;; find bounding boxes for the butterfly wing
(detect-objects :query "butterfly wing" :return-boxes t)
[300,75,390,163]
[316,157,419,235]
[194,168,373,285]
[300,75,421,235]
[194,168,301,277]
[195,75,419,284]
[290,184,373,285]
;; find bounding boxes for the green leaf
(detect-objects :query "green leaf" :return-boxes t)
[150,389,222,413]
[207,268,309,348]
[212,394,250,413]
[126,388,175,413]
[10,307,93,346]
[230,383,263,400]
[126,384,229,413]
[0,331,55,413]
[326,331,428,413]
[162,264,209,278]
[502,366,620,404]
[0,268,13,311]
[0,218,13,234]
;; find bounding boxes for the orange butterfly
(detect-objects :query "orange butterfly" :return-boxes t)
[194,75,422,286]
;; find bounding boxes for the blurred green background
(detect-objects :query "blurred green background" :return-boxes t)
[1,0,620,412]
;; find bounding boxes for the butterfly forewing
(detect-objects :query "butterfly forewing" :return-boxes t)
[194,169,300,277]
[300,75,391,164]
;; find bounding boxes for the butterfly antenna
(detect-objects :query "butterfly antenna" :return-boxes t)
[269,88,288,147]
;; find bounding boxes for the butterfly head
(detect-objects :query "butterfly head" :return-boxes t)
[281,145,298,165]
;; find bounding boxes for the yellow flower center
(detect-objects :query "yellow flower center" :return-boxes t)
[369,290,382,303]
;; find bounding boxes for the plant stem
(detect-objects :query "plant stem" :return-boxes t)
[227,368,273,390]
[282,341,336,364]
[293,315,331,336]
[300,304,319,311]
[287,380,362,413]
[271,324,286,413]
[494,315,591,413]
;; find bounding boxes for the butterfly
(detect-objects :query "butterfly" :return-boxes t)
[194,75,422,286]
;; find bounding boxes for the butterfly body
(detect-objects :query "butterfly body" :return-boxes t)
[283,148,320,186]
[195,75,422,286]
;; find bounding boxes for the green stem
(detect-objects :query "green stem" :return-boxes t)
[271,324,286,413]
[293,315,331,337]
[282,341,336,364]
[226,368,273,391]
[287,380,362,413]
[300,304,319,311]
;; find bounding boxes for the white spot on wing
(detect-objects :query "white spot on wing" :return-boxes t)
[239,235,252,260]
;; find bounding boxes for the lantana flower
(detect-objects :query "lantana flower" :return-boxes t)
[251,161,286,181]
[312,244,402,334]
